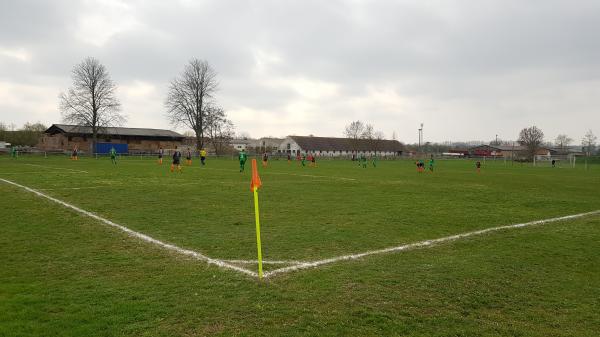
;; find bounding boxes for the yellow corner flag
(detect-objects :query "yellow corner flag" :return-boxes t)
[250,159,264,279]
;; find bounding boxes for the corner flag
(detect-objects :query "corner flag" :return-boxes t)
[251,159,262,191]
[250,159,264,278]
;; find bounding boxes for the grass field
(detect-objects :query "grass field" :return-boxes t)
[1,154,599,336]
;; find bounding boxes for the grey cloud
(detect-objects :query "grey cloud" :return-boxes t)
[1,0,599,142]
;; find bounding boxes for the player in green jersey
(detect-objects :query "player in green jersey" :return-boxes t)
[110,147,117,164]
[238,149,248,172]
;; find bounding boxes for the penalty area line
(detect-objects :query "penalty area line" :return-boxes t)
[262,209,600,278]
[24,163,89,173]
[199,167,357,181]
[222,259,305,265]
[0,178,258,278]
[262,171,357,181]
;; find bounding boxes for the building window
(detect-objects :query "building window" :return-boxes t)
[287,143,291,150]
[68,136,72,141]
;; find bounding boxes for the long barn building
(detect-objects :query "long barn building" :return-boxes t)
[278,136,403,157]
[38,124,185,153]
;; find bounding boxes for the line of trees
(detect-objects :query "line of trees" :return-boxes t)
[517,126,598,160]
[393,126,598,160]
[58,57,234,154]
[0,122,47,147]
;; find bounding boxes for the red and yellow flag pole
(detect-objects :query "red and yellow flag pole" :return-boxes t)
[250,159,264,279]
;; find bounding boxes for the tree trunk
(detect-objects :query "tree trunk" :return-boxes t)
[92,130,98,154]
[195,134,202,152]
[212,140,219,156]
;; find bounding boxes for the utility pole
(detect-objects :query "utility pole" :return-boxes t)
[511,141,515,167]
[418,123,423,154]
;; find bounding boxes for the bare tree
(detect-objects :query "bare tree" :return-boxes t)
[518,126,544,161]
[373,130,385,155]
[582,130,597,156]
[361,124,374,139]
[22,122,47,132]
[59,57,124,152]
[237,132,251,140]
[165,58,218,151]
[0,122,6,143]
[205,105,235,155]
[344,120,365,154]
[362,123,375,152]
[555,134,573,150]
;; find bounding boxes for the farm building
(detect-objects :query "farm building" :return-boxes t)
[277,135,403,157]
[37,124,185,153]
[468,144,552,159]
[446,148,469,156]
[468,145,505,157]
[230,138,251,152]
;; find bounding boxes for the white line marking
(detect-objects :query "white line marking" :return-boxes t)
[0,178,258,278]
[38,186,107,191]
[0,172,61,175]
[222,259,305,265]
[262,210,600,278]
[24,163,89,173]
[263,171,357,181]
[200,167,357,181]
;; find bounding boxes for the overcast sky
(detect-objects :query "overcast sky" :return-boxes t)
[1,0,599,143]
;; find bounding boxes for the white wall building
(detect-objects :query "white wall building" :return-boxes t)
[278,136,403,157]
[248,137,284,153]
[230,139,251,151]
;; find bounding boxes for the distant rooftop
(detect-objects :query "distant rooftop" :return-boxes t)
[45,124,185,139]
[289,135,403,152]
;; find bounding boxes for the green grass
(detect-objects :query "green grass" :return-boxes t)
[1,155,599,336]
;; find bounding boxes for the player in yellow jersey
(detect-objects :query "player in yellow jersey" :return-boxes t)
[200,148,207,166]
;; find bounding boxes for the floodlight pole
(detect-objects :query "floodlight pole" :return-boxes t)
[511,141,515,167]
[418,123,423,155]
